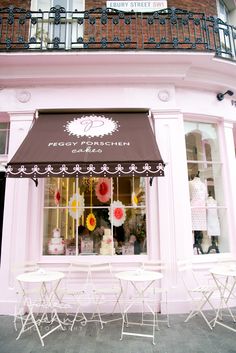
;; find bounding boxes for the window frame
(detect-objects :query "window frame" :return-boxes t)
[42,176,148,257]
[184,119,230,255]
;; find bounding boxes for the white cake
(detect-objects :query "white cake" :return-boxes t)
[100,229,115,255]
[48,228,65,255]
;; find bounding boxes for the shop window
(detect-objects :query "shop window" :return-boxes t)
[185,121,229,255]
[43,176,147,256]
[0,122,10,156]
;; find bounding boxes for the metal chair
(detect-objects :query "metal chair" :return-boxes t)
[58,262,89,330]
[141,261,170,329]
[178,259,217,329]
[89,262,123,328]
[16,296,65,347]
[13,262,40,331]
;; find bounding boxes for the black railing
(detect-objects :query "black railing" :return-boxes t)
[0,6,236,60]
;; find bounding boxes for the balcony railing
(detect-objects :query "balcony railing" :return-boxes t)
[0,6,236,60]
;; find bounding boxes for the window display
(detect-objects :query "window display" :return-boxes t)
[43,176,147,256]
[185,121,229,254]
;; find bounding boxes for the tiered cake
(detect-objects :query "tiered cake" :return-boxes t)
[48,228,65,255]
[99,228,115,255]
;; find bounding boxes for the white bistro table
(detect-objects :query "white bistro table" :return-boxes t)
[116,270,163,345]
[17,270,65,303]
[16,270,65,346]
[210,265,236,332]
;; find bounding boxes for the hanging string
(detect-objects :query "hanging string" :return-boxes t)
[90,177,93,213]
[132,175,135,194]
[116,177,119,201]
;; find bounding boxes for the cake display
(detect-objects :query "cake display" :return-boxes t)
[48,228,65,255]
[99,228,115,255]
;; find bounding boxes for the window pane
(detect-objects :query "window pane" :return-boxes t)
[53,0,67,8]
[218,0,229,22]
[43,176,147,256]
[0,131,7,154]
[185,121,220,162]
[0,123,9,155]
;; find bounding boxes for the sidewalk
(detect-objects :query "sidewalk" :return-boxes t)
[0,313,235,353]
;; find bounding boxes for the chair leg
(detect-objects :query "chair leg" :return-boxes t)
[185,291,214,329]
[70,305,87,331]
[154,291,170,329]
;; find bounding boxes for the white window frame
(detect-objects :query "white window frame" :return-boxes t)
[42,176,148,258]
[184,119,230,255]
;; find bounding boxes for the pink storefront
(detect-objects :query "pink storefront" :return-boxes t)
[0,5,236,315]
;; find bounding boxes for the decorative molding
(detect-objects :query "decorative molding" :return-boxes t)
[151,108,182,119]
[158,90,170,102]
[223,122,234,129]
[6,162,165,178]
[8,111,35,122]
[16,90,31,103]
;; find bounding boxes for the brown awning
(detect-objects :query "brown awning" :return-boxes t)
[6,111,164,178]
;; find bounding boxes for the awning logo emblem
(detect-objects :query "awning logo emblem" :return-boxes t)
[64,114,119,138]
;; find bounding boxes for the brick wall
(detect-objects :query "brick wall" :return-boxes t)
[168,0,217,17]
[0,0,30,9]
[86,0,106,9]
[0,1,220,51]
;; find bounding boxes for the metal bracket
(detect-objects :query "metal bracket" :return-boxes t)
[31,178,38,187]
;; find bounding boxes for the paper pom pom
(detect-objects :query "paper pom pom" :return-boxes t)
[86,213,96,231]
[109,200,126,227]
[54,190,61,205]
[68,193,85,220]
[95,178,111,203]
[131,192,138,207]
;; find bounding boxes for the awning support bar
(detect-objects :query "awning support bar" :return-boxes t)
[31,178,38,187]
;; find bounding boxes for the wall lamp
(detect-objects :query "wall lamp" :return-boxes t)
[217,90,234,101]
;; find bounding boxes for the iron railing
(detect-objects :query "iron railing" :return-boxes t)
[0,6,236,60]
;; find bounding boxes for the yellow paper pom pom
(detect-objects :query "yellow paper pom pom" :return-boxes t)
[86,213,96,231]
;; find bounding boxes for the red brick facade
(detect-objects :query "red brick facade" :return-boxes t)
[0,1,220,51]
[0,0,30,9]
[168,0,217,17]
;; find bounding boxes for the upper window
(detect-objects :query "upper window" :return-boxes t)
[43,176,147,256]
[31,0,84,11]
[0,122,10,156]
[30,0,85,49]
[217,0,229,22]
[185,121,229,255]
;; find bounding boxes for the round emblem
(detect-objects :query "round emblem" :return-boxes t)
[64,114,119,138]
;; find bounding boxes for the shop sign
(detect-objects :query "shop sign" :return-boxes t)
[106,1,167,12]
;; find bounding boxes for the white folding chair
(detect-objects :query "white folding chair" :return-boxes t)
[13,262,40,331]
[16,296,65,347]
[58,262,89,330]
[210,261,236,327]
[178,259,217,330]
[89,262,123,329]
[141,261,170,329]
